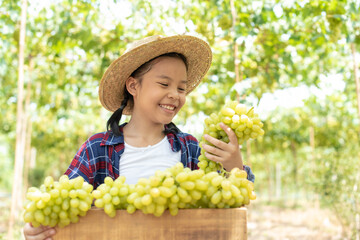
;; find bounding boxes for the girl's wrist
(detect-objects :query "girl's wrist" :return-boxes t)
[223,159,243,172]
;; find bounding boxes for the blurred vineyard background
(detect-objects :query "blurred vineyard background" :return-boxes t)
[1,0,360,239]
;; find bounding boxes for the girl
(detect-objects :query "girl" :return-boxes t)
[23,35,254,240]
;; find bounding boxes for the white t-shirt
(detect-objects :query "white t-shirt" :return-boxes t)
[119,136,181,184]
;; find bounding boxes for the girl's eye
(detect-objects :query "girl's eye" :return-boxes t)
[178,88,186,92]
[158,83,168,87]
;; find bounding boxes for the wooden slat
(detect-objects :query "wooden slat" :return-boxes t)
[54,207,247,240]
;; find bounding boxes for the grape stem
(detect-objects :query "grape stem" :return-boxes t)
[246,107,254,115]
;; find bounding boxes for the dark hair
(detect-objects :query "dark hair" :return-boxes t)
[164,122,181,134]
[106,52,187,136]
[106,88,131,136]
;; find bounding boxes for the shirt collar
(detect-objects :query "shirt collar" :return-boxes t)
[100,123,126,146]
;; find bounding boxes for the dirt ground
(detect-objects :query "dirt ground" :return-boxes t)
[247,201,344,240]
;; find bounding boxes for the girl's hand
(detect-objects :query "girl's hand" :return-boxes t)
[23,223,56,240]
[202,122,243,171]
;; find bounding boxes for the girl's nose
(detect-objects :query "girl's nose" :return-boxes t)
[168,87,179,100]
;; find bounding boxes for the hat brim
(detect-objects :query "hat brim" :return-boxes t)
[99,35,212,114]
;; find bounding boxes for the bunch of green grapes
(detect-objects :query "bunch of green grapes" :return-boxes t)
[91,176,130,218]
[93,162,256,217]
[23,175,93,228]
[93,163,185,217]
[198,100,265,173]
[182,166,256,209]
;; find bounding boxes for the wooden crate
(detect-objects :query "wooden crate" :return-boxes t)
[54,207,247,240]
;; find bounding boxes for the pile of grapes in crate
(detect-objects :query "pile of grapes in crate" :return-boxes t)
[23,175,93,227]
[92,162,256,218]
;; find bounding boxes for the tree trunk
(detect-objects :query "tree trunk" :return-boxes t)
[23,118,32,194]
[265,152,273,202]
[351,43,360,135]
[23,58,33,196]
[230,0,240,101]
[8,0,28,238]
[275,162,282,200]
[351,42,360,238]
[356,213,359,240]
[290,141,298,205]
[309,126,315,177]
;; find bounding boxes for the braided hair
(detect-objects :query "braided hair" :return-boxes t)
[106,89,131,136]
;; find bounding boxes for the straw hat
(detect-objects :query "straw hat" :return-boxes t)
[99,35,212,114]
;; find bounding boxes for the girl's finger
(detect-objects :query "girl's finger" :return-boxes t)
[34,228,56,240]
[204,152,223,163]
[202,143,223,158]
[23,223,56,240]
[220,122,238,144]
[203,134,228,150]
[24,223,50,235]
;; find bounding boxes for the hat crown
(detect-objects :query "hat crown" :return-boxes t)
[125,35,163,54]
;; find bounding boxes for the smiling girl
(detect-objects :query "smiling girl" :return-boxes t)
[23,35,254,240]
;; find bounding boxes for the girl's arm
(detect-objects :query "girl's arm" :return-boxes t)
[64,140,93,185]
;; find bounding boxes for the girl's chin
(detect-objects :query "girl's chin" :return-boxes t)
[158,110,177,121]
[159,116,175,125]
[160,118,174,125]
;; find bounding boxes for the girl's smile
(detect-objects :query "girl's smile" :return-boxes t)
[159,104,176,112]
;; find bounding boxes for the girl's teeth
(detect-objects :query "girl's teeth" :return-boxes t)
[161,105,174,110]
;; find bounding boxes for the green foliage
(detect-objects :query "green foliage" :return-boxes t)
[1,0,360,237]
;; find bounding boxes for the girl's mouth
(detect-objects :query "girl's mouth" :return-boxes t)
[159,104,176,111]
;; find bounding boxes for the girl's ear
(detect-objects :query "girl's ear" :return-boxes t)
[126,77,138,97]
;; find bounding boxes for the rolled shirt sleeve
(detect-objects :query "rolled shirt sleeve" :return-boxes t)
[244,165,255,183]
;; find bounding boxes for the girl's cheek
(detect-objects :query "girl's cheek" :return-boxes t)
[181,96,186,106]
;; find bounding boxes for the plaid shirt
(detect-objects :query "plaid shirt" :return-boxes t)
[65,123,255,188]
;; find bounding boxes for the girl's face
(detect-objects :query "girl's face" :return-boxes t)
[128,56,187,125]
